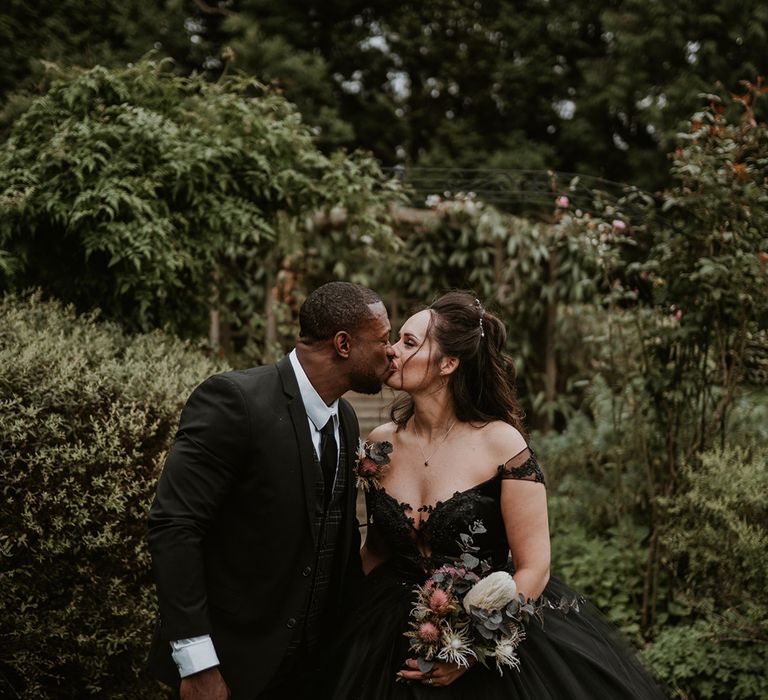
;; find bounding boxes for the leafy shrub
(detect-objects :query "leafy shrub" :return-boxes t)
[539,409,652,642]
[640,445,768,698]
[0,293,224,698]
[548,522,646,640]
[0,59,401,353]
[643,618,768,700]
[662,446,768,604]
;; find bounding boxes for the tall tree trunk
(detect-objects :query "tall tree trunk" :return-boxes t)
[543,251,558,432]
[264,254,277,362]
[209,265,220,355]
[494,238,504,299]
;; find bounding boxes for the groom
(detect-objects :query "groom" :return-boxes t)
[146,281,396,699]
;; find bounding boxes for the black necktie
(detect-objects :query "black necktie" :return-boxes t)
[319,417,337,504]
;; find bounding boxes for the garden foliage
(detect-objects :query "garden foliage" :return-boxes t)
[0,293,222,698]
[7,1,766,190]
[641,446,768,699]
[538,83,768,698]
[0,59,402,355]
[0,54,766,699]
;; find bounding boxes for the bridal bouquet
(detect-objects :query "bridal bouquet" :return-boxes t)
[404,521,578,674]
[354,439,392,491]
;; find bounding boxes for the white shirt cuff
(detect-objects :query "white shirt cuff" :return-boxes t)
[170,635,220,678]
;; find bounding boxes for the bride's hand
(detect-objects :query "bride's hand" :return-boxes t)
[398,657,475,687]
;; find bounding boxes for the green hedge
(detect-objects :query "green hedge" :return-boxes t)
[543,410,768,699]
[641,445,768,699]
[0,293,223,698]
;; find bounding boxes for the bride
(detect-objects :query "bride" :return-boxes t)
[324,291,666,698]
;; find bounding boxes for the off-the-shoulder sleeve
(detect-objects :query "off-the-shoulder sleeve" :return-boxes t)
[499,446,545,485]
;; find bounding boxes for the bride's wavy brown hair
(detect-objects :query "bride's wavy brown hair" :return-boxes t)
[390,290,526,433]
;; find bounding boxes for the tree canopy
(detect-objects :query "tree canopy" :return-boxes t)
[0,59,401,348]
[2,1,766,191]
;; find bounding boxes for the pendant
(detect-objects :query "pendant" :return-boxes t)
[424,460,429,466]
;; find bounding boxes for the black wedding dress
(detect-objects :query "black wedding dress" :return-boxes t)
[323,447,666,699]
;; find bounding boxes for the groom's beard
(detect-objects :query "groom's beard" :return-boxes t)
[349,367,392,395]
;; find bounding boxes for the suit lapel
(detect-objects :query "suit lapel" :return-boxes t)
[337,399,361,575]
[339,400,360,521]
[277,356,320,546]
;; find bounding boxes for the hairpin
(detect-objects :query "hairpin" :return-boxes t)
[475,298,485,338]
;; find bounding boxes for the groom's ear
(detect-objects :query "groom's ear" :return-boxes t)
[333,330,352,358]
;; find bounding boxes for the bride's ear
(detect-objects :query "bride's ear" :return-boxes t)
[439,356,459,377]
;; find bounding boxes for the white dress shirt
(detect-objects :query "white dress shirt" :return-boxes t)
[170,349,339,677]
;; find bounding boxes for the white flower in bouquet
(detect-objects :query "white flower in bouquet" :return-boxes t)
[437,624,477,668]
[462,571,517,613]
[492,636,522,674]
[403,522,580,681]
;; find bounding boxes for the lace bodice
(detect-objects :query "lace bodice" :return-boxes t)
[365,448,545,578]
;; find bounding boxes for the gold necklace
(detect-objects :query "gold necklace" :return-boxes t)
[412,418,457,466]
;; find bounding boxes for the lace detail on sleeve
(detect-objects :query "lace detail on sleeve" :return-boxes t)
[499,446,545,485]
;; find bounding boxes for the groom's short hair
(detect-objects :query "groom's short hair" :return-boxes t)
[299,281,381,342]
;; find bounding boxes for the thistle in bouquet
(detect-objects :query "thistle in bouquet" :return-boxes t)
[406,562,482,671]
[354,439,392,491]
[405,520,579,676]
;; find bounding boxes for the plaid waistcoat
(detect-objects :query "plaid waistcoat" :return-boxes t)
[288,424,348,653]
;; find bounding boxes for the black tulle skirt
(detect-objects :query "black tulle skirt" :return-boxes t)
[322,563,667,699]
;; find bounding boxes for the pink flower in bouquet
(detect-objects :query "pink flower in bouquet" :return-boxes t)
[354,439,392,491]
[358,457,379,477]
[418,622,441,644]
[404,521,580,679]
[611,219,627,232]
[440,565,466,579]
[429,588,454,614]
[555,195,570,208]
[424,566,453,590]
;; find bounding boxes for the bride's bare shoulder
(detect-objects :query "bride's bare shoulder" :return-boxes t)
[366,421,399,443]
[479,420,528,456]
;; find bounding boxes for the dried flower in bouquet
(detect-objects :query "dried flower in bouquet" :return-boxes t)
[354,439,392,491]
[404,520,580,676]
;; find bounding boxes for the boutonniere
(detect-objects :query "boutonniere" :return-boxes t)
[354,439,393,491]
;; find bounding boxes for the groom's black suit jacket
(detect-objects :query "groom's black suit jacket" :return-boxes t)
[146,355,362,698]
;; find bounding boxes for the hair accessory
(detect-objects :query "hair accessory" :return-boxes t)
[475,298,486,338]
